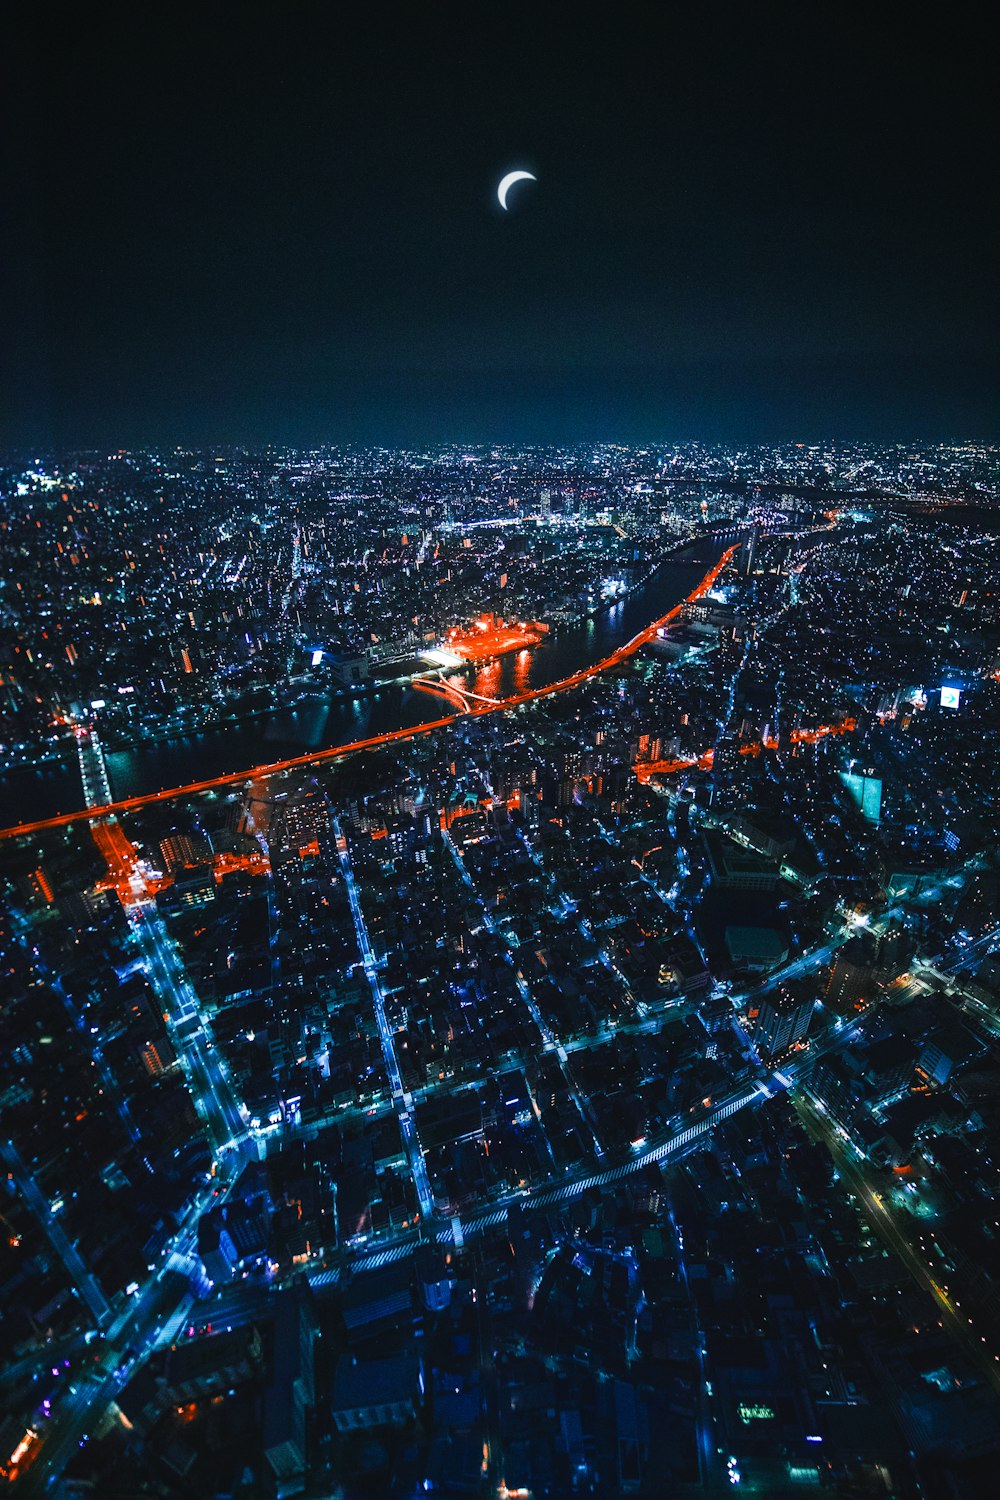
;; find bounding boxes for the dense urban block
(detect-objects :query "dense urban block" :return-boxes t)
[1,444,998,1496]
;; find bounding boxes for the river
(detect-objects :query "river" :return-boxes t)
[0,537,728,827]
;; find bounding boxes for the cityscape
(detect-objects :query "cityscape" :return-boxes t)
[1,442,999,1498]
[3,4,998,1496]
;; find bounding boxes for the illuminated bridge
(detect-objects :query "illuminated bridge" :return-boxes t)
[412,675,501,713]
[0,545,739,843]
[74,723,113,809]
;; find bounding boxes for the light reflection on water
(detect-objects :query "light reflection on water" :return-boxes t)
[0,543,721,825]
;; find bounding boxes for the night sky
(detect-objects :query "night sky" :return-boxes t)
[4,7,997,447]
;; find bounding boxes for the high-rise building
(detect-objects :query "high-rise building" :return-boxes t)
[139,1038,176,1079]
[263,1301,316,1484]
[159,831,213,876]
[171,865,217,908]
[824,933,877,1012]
[753,986,813,1058]
[268,782,331,861]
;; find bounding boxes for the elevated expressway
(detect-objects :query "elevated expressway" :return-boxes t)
[0,545,739,843]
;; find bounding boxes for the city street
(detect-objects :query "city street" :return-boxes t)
[793,1092,1000,1399]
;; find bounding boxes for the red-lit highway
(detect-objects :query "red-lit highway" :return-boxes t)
[0,546,739,843]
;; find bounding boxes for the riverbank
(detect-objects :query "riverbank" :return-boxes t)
[0,537,731,833]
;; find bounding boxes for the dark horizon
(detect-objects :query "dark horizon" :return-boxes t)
[6,351,997,456]
[3,7,997,448]
[7,354,1000,453]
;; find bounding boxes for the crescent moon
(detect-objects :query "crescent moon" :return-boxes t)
[497,170,536,211]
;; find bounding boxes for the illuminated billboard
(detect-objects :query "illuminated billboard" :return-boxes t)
[940,686,961,710]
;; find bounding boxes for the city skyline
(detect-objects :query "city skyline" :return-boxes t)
[2,5,999,1495]
[2,442,999,1495]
